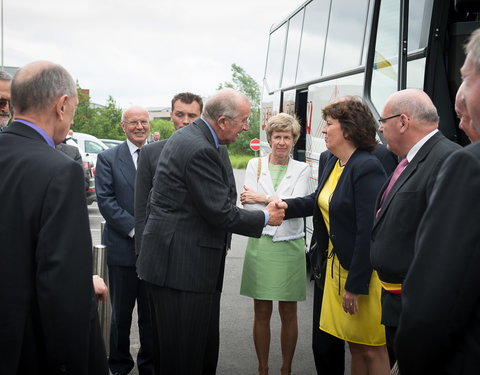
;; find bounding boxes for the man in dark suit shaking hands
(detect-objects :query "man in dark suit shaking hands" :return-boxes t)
[370,89,461,366]
[96,106,154,375]
[0,61,108,374]
[137,88,287,374]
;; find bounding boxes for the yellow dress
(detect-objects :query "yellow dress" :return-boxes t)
[318,161,385,346]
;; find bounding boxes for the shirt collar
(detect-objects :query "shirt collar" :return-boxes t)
[406,129,438,162]
[125,138,144,155]
[201,117,219,148]
[15,119,55,148]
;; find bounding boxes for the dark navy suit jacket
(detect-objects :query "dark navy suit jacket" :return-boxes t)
[95,141,137,266]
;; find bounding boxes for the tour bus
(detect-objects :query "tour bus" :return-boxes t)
[260,0,479,241]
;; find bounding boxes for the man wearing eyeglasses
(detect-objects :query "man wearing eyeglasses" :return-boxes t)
[95,106,155,375]
[0,70,12,131]
[370,88,461,367]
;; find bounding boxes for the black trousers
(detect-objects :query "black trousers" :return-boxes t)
[312,280,345,375]
[146,283,221,375]
[108,265,154,375]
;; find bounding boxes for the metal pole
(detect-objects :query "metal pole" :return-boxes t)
[93,221,111,355]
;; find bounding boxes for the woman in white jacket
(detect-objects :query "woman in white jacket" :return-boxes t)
[240,113,310,375]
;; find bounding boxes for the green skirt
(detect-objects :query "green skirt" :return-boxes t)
[240,235,306,301]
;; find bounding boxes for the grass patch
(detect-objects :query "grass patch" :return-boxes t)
[229,154,256,169]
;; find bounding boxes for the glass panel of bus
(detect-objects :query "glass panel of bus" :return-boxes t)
[296,0,330,84]
[282,9,305,88]
[322,0,370,76]
[265,23,288,92]
[370,0,401,115]
[408,0,434,52]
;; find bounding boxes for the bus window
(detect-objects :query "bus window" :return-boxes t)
[370,0,401,115]
[265,23,288,92]
[282,9,305,88]
[323,0,370,76]
[407,57,427,90]
[296,0,330,84]
[408,0,434,52]
[282,89,296,116]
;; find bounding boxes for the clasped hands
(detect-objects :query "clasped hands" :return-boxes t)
[265,200,288,226]
[240,185,287,226]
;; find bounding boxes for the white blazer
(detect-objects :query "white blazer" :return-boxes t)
[243,155,310,242]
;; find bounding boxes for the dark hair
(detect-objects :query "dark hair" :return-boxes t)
[171,92,203,112]
[11,63,76,114]
[322,97,378,152]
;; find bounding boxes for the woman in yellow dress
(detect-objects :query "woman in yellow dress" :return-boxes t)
[284,98,390,374]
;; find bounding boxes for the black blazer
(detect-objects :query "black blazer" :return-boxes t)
[396,142,480,374]
[134,138,236,255]
[371,132,461,283]
[0,122,106,374]
[95,141,137,266]
[136,119,264,293]
[285,149,386,294]
[370,131,461,326]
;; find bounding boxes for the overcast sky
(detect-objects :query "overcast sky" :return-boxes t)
[2,0,305,108]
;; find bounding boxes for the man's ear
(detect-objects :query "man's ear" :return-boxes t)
[217,116,228,130]
[55,95,68,118]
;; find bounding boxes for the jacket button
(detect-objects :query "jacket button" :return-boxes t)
[331,234,336,240]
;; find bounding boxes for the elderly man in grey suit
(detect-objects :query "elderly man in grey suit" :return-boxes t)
[134,92,236,256]
[137,88,286,375]
[370,89,461,366]
[395,28,480,375]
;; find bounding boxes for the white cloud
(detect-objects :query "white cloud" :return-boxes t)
[3,0,302,107]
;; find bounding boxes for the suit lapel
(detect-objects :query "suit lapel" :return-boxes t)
[374,132,442,224]
[118,142,136,190]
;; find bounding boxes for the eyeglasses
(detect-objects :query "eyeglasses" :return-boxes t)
[123,120,149,127]
[378,114,401,124]
[0,98,10,108]
[226,116,249,126]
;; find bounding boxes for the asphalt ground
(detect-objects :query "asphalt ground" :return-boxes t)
[88,169,351,374]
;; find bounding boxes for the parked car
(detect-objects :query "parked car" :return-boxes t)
[71,132,109,167]
[66,138,96,205]
[100,139,123,149]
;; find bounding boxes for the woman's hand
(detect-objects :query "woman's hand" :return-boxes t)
[342,290,359,315]
[240,185,271,205]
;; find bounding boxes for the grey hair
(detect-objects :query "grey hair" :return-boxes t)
[266,113,301,144]
[11,63,76,114]
[391,95,439,124]
[202,88,248,122]
[0,70,12,82]
[465,28,480,74]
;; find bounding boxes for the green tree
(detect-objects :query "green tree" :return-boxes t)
[72,83,95,134]
[92,96,123,139]
[218,64,261,155]
[150,119,175,140]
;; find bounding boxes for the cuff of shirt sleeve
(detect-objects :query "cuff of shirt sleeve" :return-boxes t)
[262,209,269,226]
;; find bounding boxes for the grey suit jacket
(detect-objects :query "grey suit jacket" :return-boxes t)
[370,131,461,326]
[95,141,137,266]
[136,119,264,293]
[134,138,236,254]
